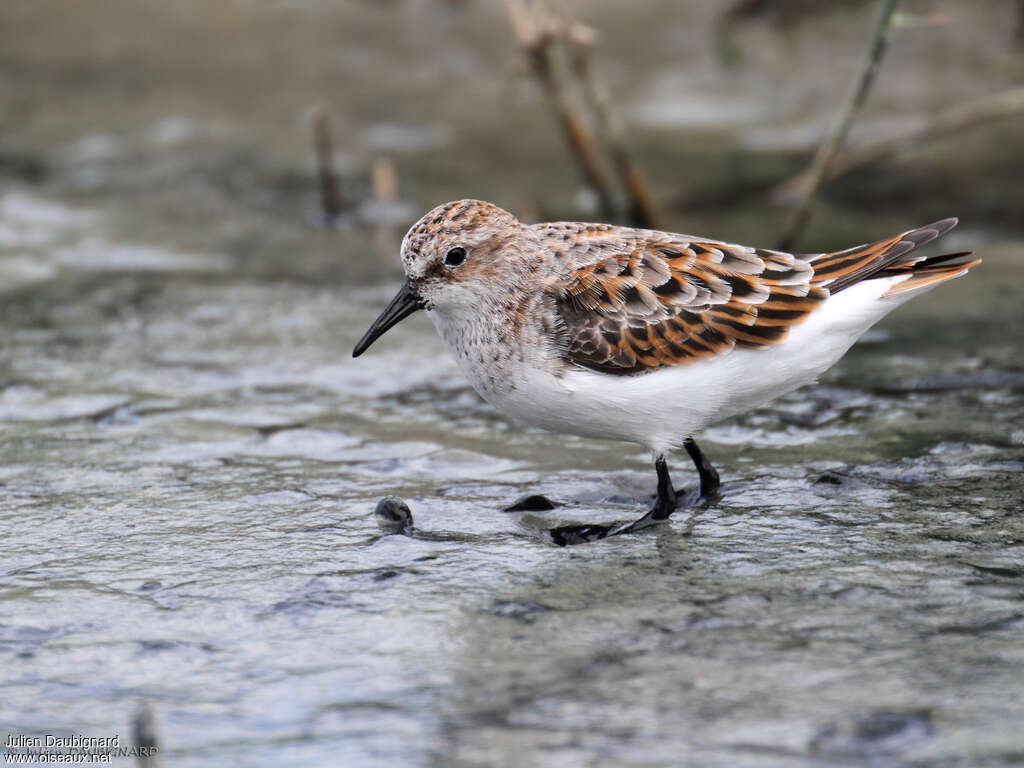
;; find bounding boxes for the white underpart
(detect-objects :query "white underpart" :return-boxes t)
[489,274,939,455]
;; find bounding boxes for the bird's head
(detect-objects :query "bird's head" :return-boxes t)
[352,199,542,357]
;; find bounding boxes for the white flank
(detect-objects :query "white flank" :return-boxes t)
[495,274,941,454]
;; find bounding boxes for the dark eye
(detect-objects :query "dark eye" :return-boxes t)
[444,247,467,267]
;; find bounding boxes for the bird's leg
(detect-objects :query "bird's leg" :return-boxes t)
[511,442,714,516]
[650,454,678,520]
[547,455,674,544]
[600,455,679,535]
[547,455,678,544]
[684,437,720,497]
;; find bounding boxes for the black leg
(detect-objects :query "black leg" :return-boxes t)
[548,454,678,544]
[684,437,720,497]
[602,454,679,533]
[650,454,678,520]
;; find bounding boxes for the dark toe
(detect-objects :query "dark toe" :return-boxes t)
[548,522,617,546]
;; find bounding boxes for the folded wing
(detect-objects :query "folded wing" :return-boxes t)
[537,219,968,376]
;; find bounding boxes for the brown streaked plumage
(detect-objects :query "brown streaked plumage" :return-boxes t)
[538,218,977,376]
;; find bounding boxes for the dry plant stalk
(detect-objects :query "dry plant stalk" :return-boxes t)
[312,106,345,221]
[777,0,901,251]
[772,86,1024,203]
[564,15,662,228]
[504,0,616,219]
[372,156,399,203]
[504,0,659,226]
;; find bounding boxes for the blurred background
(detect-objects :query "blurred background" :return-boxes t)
[2,2,1023,767]
[3,0,1023,280]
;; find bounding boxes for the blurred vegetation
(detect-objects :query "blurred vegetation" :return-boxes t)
[0,0,1022,280]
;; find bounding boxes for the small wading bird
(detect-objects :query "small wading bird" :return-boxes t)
[353,200,977,545]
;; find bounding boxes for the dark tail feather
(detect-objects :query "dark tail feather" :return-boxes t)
[880,252,981,297]
[810,218,960,294]
[875,250,975,276]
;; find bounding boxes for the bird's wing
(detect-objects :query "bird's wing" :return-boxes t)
[533,219,962,375]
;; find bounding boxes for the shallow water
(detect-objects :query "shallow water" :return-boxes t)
[2,2,1024,766]
[1,187,1022,767]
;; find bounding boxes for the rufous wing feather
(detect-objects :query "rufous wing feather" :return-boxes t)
[537,218,972,376]
[537,224,826,375]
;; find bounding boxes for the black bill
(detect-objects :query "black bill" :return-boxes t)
[352,279,424,357]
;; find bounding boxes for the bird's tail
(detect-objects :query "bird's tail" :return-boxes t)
[807,218,979,296]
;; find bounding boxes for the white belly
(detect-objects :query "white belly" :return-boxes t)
[489,279,923,454]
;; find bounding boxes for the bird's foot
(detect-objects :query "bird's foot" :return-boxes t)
[547,510,674,546]
[548,522,619,546]
[547,491,678,546]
